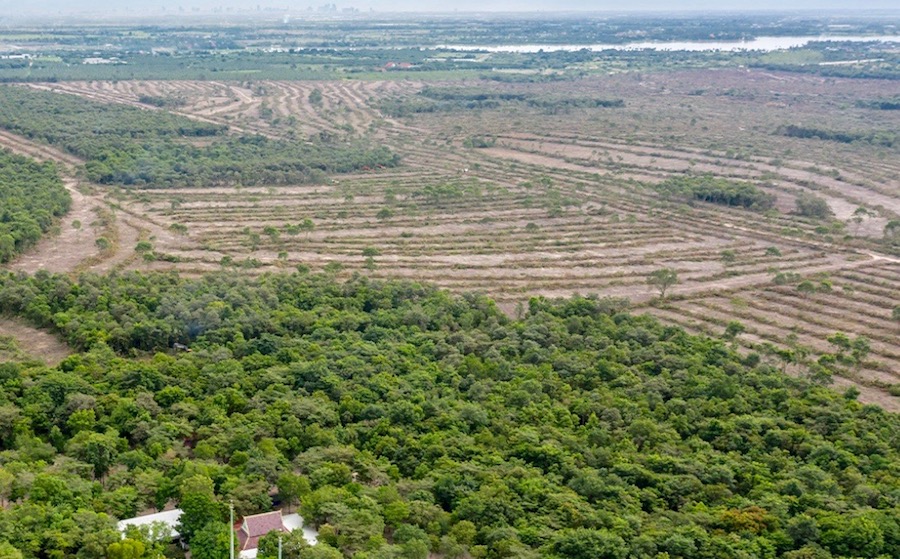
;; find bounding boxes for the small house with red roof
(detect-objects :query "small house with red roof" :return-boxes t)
[238,511,287,552]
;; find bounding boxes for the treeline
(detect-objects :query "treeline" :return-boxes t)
[0,270,897,559]
[420,87,531,103]
[527,96,625,114]
[655,175,776,211]
[81,136,401,188]
[136,94,187,108]
[380,86,623,117]
[0,87,399,188]
[855,97,900,110]
[750,63,900,81]
[0,149,70,262]
[778,124,897,148]
[479,73,571,84]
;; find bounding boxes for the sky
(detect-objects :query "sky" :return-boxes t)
[1,0,899,16]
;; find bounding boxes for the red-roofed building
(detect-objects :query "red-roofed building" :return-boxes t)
[237,511,287,552]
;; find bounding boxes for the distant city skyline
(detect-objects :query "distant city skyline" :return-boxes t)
[1,0,900,17]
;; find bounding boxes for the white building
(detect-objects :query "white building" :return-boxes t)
[118,507,317,557]
[117,508,183,541]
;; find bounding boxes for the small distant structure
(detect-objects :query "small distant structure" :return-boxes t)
[238,511,286,553]
[119,508,316,558]
[83,57,125,65]
[382,61,414,71]
[173,342,191,352]
[117,508,183,541]
[237,511,318,559]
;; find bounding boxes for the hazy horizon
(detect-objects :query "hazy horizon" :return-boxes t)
[2,0,900,17]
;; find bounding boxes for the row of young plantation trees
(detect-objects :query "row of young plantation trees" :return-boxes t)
[0,270,897,559]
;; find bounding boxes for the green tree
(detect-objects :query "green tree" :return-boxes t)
[228,479,271,517]
[820,514,884,557]
[258,530,323,559]
[107,539,146,559]
[66,408,96,435]
[299,219,315,240]
[884,219,900,246]
[647,268,678,299]
[794,193,833,220]
[724,320,745,340]
[720,249,736,265]
[0,467,14,507]
[277,473,311,513]
[550,529,626,559]
[178,476,221,541]
[449,521,477,547]
[0,542,23,559]
[850,206,873,234]
[796,280,817,297]
[68,431,120,480]
[383,500,410,527]
[73,510,122,559]
[190,522,235,559]
[850,336,871,365]
[332,508,385,555]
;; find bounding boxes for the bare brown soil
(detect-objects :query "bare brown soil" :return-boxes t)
[0,318,72,366]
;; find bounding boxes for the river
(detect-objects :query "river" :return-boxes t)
[434,35,900,53]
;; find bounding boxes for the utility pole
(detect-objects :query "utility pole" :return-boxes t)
[230,501,235,559]
[278,535,283,559]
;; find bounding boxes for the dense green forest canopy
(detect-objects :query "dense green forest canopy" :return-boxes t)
[0,271,897,559]
[0,149,70,262]
[0,87,399,187]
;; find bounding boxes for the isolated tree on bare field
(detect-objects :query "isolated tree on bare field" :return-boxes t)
[720,249,736,266]
[794,193,833,220]
[724,320,745,340]
[885,220,900,246]
[647,268,678,299]
[300,218,315,240]
[850,206,874,235]
[796,280,819,297]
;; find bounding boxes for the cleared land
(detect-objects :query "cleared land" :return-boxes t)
[0,318,72,366]
[2,68,899,407]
